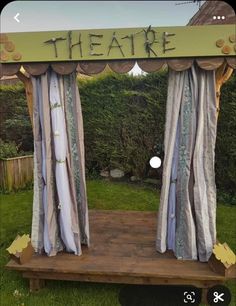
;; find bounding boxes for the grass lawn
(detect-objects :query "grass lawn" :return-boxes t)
[0,179,235,306]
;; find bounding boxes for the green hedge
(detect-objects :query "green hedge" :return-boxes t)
[79,72,167,178]
[0,139,22,159]
[215,71,236,201]
[0,84,33,153]
[0,71,235,200]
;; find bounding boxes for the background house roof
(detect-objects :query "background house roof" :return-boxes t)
[188,1,236,25]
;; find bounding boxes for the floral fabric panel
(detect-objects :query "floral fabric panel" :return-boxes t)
[63,73,90,245]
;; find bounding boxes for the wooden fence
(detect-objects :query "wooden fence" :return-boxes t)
[0,155,33,192]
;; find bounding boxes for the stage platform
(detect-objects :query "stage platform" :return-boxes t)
[6,210,234,296]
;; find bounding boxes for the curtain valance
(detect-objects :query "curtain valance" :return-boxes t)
[1,57,235,78]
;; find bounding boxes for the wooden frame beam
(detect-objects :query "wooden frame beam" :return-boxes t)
[16,71,33,126]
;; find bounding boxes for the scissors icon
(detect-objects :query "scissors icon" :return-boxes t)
[213,291,224,303]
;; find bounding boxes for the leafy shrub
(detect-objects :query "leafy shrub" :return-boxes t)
[0,139,20,159]
[0,84,33,152]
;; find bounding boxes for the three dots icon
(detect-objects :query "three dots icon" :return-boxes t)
[213,16,225,20]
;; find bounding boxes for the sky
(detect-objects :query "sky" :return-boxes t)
[1,1,202,33]
[1,1,202,75]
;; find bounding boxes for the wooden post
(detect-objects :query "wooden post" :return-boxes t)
[215,63,233,120]
[16,71,33,126]
[29,278,45,292]
[201,288,208,305]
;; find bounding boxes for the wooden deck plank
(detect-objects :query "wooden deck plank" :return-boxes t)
[6,254,225,280]
[6,210,229,288]
[21,271,223,288]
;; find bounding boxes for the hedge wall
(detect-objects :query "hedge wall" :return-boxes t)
[215,71,236,199]
[0,84,33,153]
[79,72,167,178]
[0,71,235,199]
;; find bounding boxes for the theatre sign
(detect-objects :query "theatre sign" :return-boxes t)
[0,24,235,63]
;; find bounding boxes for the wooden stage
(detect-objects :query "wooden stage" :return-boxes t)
[6,210,234,295]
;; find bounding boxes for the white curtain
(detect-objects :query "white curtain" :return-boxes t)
[49,71,80,254]
[31,70,89,256]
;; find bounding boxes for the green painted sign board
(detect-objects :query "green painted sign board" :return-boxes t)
[0,25,235,63]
